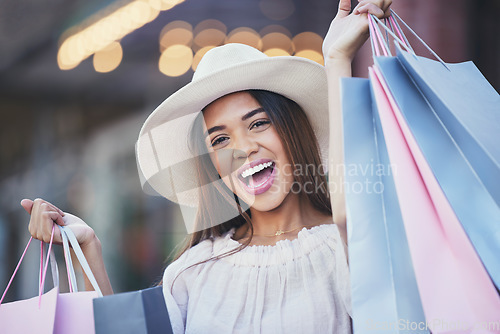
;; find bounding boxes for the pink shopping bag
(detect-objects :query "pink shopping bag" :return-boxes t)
[0,223,102,334]
[0,228,59,333]
[53,224,102,334]
[0,283,59,333]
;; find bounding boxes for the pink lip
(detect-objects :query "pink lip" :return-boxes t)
[236,158,276,196]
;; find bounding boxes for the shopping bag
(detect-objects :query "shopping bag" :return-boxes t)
[368,13,500,291]
[0,226,60,333]
[369,61,500,332]
[342,77,428,334]
[93,285,173,334]
[53,224,102,334]
[396,43,500,205]
[0,223,102,334]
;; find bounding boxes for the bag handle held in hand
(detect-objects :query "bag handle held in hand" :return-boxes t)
[368,10,451,71]
[1,223,104,306]
[60,225,78,293]
[58,225,103,297]
[1,225,56,307]
[39,232,59,295]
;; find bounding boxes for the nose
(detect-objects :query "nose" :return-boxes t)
[232,134,259,160]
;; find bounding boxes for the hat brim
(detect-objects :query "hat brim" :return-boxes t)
[136,56,329,207]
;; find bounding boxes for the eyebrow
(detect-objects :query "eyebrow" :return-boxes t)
[205,107,266,137]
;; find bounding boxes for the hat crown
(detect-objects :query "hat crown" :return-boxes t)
[192,44,267,82]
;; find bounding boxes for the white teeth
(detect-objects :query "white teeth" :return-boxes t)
[241,162,273,179]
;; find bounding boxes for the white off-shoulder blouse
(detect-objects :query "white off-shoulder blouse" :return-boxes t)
[162,223,352,334]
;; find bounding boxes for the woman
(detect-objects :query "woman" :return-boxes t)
[21,0,392,332]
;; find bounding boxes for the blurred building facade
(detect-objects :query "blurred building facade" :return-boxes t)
[0,0,498,301]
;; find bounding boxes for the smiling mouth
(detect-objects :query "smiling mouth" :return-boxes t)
[238,161,275,188]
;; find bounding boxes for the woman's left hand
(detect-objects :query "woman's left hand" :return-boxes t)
[322,0,392,63]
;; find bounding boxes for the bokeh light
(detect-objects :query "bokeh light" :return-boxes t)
[159,21,193,52]
[225,27,262,50]
[148,0,183,11]
[57,0,182,70]
[264,48,290,57]
[294,49,324,65]
[193,19,227,51]
[261,32,294,54]
[259,25,292,38]
[159,44,193,77]
[93,41,123,72]
[292,32,323,53]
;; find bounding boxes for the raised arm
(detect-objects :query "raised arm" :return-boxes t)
[323,0,392,250]
[20,198,113,295]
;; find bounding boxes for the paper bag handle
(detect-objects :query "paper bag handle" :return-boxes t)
[60,225,78,293]
[368,11,451,71]
[59,225,103,297]
[1,225,56,307]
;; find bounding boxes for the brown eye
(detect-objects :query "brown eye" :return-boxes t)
[250,119,271,130]
[211,136,228,147]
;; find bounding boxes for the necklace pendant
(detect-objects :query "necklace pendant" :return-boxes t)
[275,230,284,236]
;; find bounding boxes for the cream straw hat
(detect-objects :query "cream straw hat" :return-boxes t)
[135,43,328,208]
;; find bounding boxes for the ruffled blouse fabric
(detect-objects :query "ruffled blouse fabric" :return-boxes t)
[162,223,352,334]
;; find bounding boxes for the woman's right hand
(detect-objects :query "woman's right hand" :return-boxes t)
[20,198,114,295]
[20,198,96,247]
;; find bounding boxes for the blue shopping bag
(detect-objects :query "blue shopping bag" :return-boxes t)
[342,77,427,334]
[396,44,500,205]
[93,286,173,334]
[373,53,500,290]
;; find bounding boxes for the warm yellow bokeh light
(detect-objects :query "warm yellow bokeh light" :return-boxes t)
[148,0,180,11]
[159,44,193,77]
[293,32,323,53]
[194,29,226,49]
[159,21,192,52]
[261,32,294,54]
[93,42,123,73]
[264,48,290,57]
[193,20,227,50]
[193,19,227,36]
[161,20,192,32]
[192,46,215,71]
[259,25,292,38]
[294,49,324,65]
[128,1,152,26]
[57,0,174,70]
[225,27,262,50]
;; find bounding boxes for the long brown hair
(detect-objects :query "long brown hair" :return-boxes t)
[165,89,332,293]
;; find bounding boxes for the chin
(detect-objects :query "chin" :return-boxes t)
[247,197,284,212]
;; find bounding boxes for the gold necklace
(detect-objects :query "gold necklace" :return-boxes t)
[247,224,319,237]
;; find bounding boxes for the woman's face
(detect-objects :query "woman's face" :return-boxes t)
[202,91,295,211]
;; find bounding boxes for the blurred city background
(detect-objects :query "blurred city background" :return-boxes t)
[1,0,498,301]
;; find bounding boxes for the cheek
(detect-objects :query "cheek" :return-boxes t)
[209,149,236,178]
[268,137,293,178]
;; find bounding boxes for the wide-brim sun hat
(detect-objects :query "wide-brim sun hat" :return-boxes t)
[135,43,329,208]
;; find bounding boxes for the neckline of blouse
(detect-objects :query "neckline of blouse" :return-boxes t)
[229,223,335,248]
[212,223,339,266]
